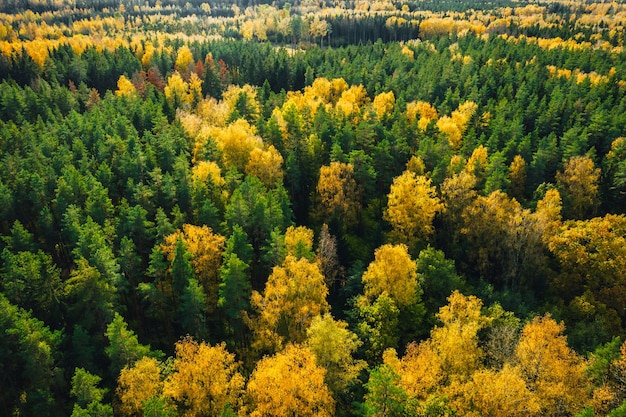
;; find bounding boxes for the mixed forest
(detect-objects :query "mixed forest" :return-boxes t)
[2,0,626,415]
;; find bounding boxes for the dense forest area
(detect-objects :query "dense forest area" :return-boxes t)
[2,0,626,416]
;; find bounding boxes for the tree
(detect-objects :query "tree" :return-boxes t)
[430,291,491,381]
[556,155,601,219]
[305,314,367,396]
[462,364,540,417]
[361,244,420,309]
[508,154,527,202]
[175,45,194,76]
[163,338,244,417]
[547,214,626,342]
[249,255,330,353]
[105,312,154,379]
[384,170,443,249]
[115,75,137,97]
[355,293,401,363]
[316,224,342,288]
[247,344,335,417]
[315,161,361,229]
[64,258,116,334]
[70,368,113,417]
[245,146,284,188]
[516,315,588,416]
[0,294,63,416]
[117,357,165,417]
[161,224,225,314]
[362,364,412,417]
[384,343,443,402]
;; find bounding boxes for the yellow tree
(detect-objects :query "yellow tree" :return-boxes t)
[115,75,137,98]
[556,155,601,219]
[515,315,588,416]
[315,162,361,228]
[547,214,626,333]
[384,343,443,401]
[305,314,367,395]
[371,91,395,120]
[247,344,335,417]
[462,364,540,417]
[384,171,443,249]
[164,71,189,109]
[208,119,263,172]
[430,291,491,382]
[162,224,225,313]
[361,244,419,309]
[245,146,284,188]
[175,45,194,76]
[249,255,330,352]
[284,225,315,260]
[163,338,245,417]
[406,100,438,130]
[116,357,165,416]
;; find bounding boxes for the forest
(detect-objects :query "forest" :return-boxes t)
[2,0,626,415]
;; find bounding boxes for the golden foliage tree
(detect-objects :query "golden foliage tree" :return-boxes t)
[371,91,395,120]
[117,357,165,416]
[462,364,540,417]
[305,314,367,395]
[430,291,491,381]
[515,315,588,416]
[163,338,244,417]
[249,255,330,352]
[245,146,284,188]
[175,45,194,76]
[556,155,601,219]
[247,344,335,417]
[115,75,137,98]
[316,162,361,228]
[384,171,443,248]
[361,244,419,309]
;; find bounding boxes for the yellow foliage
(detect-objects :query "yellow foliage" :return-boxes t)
[175,45,194,74]
[115,75,137,97]
[117,357,164,416]
[386,342,443,400]
[163,338,245,417]
[556,155,600,219]
[316,162,361,227]
[164,71,190,108]
[247,344,335,417]
[284,225,315,258]
[516,315,588,416]
[406,100,438,127]
[245,145,284,187]
[384,170,443,247]
[335,84,369,118]
[437,101,477,149]
[406,155,426,175]
[305,314,366,394]
[192,160,225,187]
[371,90,395,119]
[207,119,263,172]
[401,45,414,59]
[431,291,491,380]
[250,256,330,352]
[361,244,419,308]
[462,364,540,417]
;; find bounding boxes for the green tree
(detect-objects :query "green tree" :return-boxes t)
[70,368,113,417]
[105,313,155,379]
